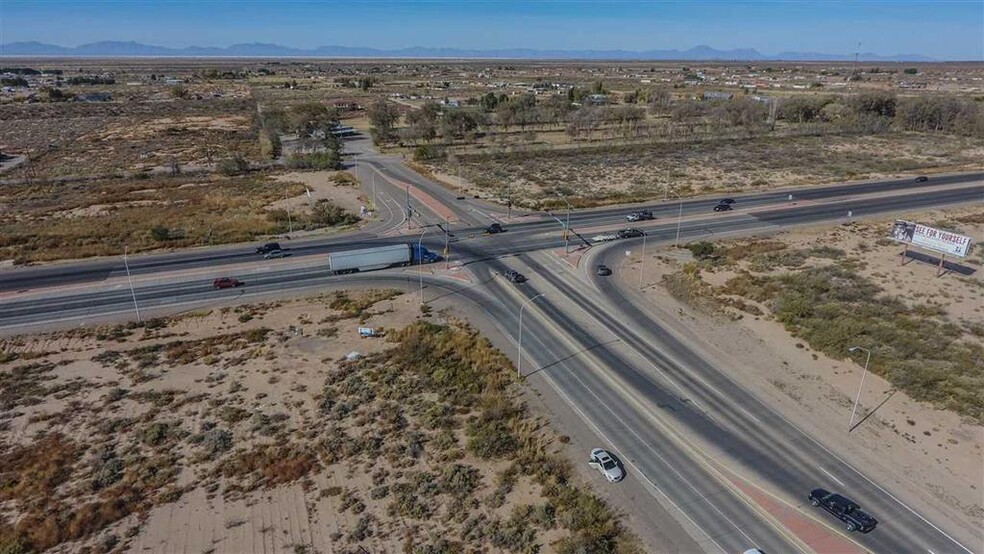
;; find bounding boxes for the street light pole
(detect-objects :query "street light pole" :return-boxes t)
[123,246,142,322]
[667,188,683,247]
[639,231,648,289]
[848,346,872,430]
[517,293,546,378]
[444,216,451,270]
[418,228,427,306]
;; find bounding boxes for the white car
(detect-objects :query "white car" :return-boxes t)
[588,448,624,482]
[592,233,618,243]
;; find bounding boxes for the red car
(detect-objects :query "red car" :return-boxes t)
[212,277,244,289]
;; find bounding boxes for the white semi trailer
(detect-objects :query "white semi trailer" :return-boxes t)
[328,243,438,275]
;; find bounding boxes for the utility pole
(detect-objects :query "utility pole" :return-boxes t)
[123,246,142,322]
[847,346,871,430]
[517,293,545,378]
[848,41,861,91]
[417,228,427,306]
[639,231,648,289]
[371,169,377,211]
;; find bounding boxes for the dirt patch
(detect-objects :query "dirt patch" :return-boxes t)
[0,290,640,554]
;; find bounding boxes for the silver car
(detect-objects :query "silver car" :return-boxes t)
[588,448,624,482]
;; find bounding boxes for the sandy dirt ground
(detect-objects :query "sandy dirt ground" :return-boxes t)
[0,289,637,554]
[271,170,369,220]
[616,205,984,544]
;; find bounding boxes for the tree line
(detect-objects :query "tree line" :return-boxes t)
[367,88,984,151]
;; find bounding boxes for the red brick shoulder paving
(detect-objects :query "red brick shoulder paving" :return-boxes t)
[388,177,458,222]
[722,468,867,554]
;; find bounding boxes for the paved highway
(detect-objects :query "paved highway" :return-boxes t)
[1,150,981,553]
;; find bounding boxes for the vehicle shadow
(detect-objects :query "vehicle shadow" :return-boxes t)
[849,389,897,433]
[524,337,622,377]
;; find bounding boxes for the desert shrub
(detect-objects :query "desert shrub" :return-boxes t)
[308,200,359,227]
[466,412,519,459]
[413,144,447,162]
[0,361,57,410]
[437,464,480,499]
[725,265,984,422]
[218,445,318,490]
[348,514,376,542]
[0,434,80,503]
[217,155,250,176]
[90,448,123,491]
[150,226,172,242]
[286,152,341,170]
[198,428,233,459]
[685,241,716,260]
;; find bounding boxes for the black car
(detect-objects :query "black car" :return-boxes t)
[719,198,736,204]
[596,265,612,276]
[616,228,645,239]
[713,203,733,212]
[487,223,504,234]
[256,242,282,254]
[503,269,527,283]
[809,489,877,533]
[915,176,929,183]
[626,210,654,222]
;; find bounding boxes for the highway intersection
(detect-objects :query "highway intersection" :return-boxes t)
[1,140,981,554]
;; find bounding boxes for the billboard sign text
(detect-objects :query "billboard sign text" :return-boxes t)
[889,220,973,258]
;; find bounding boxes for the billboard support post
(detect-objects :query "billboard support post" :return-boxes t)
[901,243,908,266]
[938,254,946,277]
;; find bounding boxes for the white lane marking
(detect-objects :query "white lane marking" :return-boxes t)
[818,466,846,488]
[506,288,772,551]
[511,322,729,554]
[587,263,978,554]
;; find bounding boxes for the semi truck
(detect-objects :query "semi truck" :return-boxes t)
[328,243,439,275]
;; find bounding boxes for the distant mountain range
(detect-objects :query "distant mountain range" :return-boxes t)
[0,41,936,62]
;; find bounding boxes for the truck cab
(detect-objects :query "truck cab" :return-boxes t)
[410,243,440,264]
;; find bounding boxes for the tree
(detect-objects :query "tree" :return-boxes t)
[405,101,440,142]
[289,102,338,135]
[440,109,484,141]
[368,99,401,141]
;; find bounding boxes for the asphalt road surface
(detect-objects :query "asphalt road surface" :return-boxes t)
[1,163,981,554]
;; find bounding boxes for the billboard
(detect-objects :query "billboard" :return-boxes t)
[889,220,973,258]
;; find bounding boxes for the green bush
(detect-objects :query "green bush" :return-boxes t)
[686,241,716,260]
[286,152,340,170]
[413,144,447,162]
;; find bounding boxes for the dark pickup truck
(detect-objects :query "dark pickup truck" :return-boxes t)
[809,489,877,533]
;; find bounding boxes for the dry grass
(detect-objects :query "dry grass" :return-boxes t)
[427,132,984,207]
[0,173,309,263]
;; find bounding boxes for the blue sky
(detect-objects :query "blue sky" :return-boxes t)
[2,1,982,59]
